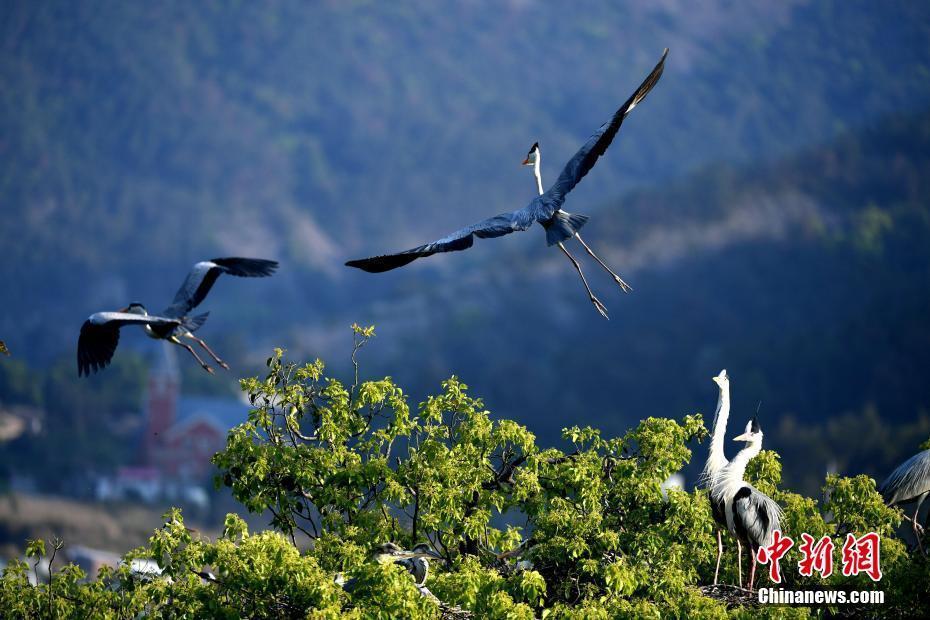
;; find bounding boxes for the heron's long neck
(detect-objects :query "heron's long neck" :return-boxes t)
[704,384,731,479]
[533,156,543,196]
[722,440,762,489]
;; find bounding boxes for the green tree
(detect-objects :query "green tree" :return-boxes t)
[1,328,927,618]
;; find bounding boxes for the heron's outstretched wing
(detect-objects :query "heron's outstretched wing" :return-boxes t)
[539,49,668,218]
[78,312,180,377]
[163,257,278,317]
[345,208,536,273]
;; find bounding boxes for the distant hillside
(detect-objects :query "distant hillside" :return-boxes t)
[3,1,930,360]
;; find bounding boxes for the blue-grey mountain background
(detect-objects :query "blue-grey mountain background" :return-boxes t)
[2,0,930,547]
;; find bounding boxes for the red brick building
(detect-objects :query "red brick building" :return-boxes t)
[142,344,247,483]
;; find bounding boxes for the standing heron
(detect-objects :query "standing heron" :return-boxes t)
[346,49,668,319]
[78,257,278,376]
[879,448,930,554]
[714,417,782,592]
[701,369,732,585]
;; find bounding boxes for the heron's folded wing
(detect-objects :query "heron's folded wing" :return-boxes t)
[78,312,180,376]
[164,258,278,317]
[879,449,930,505]
[345,209,535,273]
[734,485,781,546]
[542,49,668,216]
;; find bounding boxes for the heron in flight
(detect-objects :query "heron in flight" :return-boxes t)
[701,369,732,585]
[346,49,668,319]
[879,448,930,554]
[521,140,632,317]
[713,417,782,592]
[78,257,278,376]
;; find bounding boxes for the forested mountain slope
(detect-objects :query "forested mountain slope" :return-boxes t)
[3,1,930,360]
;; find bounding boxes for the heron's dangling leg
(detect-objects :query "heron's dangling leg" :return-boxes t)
[736,539,743,589]
[713,529,723,586]
[558,242,608,319]
[574,233,633,293]
[170,336,214,374]
[185,333,229,370]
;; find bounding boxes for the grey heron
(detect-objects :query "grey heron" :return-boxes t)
[78,257,278,376]
[878,448,930,554]
[395,543,444,587]
[701,369,732,585]
[340,543,444,590]
[713,417,782,592]
[346,49,668,319]
[521,141,633,318]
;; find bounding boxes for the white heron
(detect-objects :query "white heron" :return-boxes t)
[701,369,732,585]
[713,417,782,591]
[879,448,930,554]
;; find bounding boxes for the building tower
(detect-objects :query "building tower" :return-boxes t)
[144,342,180,467]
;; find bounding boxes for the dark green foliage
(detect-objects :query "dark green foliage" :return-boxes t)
[2,332,926,617]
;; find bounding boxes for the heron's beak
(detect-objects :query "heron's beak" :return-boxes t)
[733,432,751,442]
[414,549,444,562]
[521,158,530,165]
[119,306,130,313]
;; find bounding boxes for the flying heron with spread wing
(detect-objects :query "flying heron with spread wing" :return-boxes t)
[346,49,668,319]
[78,257,278,376]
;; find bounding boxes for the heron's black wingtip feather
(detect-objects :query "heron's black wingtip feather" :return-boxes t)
[77,318,119,377]
[211,257,279,278]
[346,254,421,273]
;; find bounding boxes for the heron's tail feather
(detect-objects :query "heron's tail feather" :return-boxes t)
[544,211,589,246]
[183,312,210,333]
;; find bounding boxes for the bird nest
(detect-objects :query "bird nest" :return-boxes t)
[698,584,759,608]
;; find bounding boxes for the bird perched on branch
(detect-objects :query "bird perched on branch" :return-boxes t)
[395,543,444,587]
[339,542,445,591]
[879,448,930,554]
[346,49,668,319]
[77,257,278,376]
